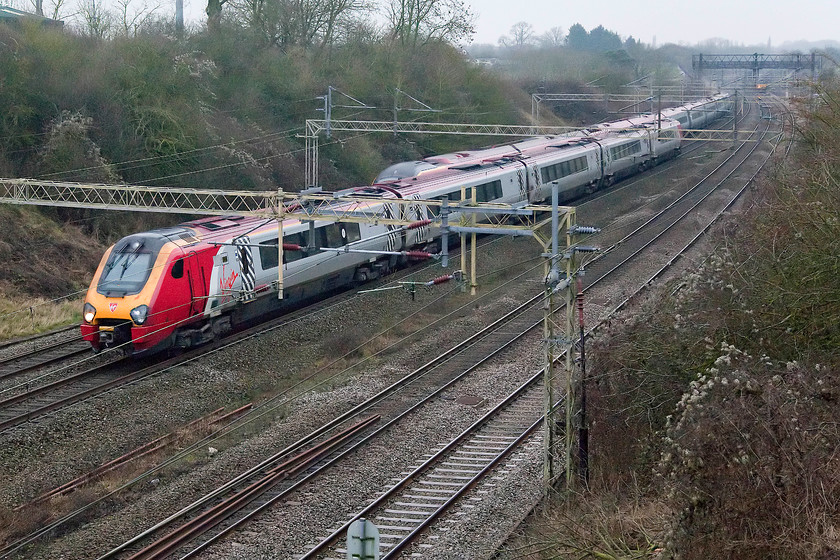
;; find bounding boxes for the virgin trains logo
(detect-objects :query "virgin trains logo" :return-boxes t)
[219,264,239,291]
[109,303,118,312]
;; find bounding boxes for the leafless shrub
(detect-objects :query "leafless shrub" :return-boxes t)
[567,77,840,559]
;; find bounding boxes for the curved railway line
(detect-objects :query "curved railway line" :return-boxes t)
[0,100,745,436]
[0,96,792,560]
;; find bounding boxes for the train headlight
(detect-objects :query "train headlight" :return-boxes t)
[130,305,149,325]
[83,303,96,323]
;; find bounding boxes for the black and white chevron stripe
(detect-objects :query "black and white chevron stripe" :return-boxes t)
[382,204,401,252]
[411,196,430,243]
[233,236,256,302]
[518,168,528,199]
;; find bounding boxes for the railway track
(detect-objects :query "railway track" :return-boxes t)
[94,267,553,559]
[0,98,790,560]
[303,374,548,559]
[301,99,790,559]
[0,324,78,354]
[62,102,787,560]
[0,338,92,383]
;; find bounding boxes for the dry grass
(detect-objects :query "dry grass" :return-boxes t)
[0,293,82,341]
[497,486,668,559]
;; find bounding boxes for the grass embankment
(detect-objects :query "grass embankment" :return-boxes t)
[0,296,82,340]
[497,87,840,559]
[0,205,107,341]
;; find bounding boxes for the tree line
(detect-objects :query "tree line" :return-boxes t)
[498,20,636,52]
[5,0,477,48]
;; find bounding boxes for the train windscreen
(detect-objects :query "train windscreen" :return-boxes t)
[97,236,161,296]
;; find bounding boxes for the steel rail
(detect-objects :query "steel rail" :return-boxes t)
[607,96,790,317]
[0,343,91,382]
[3,103,776,556]
[0,324,77,351]
[98,282,550,559]
[585,109,770,284]
[172,108,773,558]
[126,416,381,560]
[303,99,789,560]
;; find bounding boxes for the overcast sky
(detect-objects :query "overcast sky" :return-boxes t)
[468,0,838,47]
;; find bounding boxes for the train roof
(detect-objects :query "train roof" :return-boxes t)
[146,103,698,245]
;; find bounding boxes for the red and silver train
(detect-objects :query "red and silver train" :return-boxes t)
[80,94,732,354]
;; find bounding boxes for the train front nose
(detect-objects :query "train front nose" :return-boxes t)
[80,300,137,351]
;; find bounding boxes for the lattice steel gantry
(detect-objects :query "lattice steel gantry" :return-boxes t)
[693,53,824,86]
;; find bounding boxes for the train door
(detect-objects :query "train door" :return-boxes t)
[186,250,207,316]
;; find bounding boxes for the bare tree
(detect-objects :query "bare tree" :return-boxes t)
[206,0,229,31]
[47,0,67,20]
[115,0,161,36]
[386,0,475,47]
[28,0,68,19]
[77,0,114,38]
[540,26,564,47]
[318,0,371,50]
[508,20,533,47]
[231,0,368,48]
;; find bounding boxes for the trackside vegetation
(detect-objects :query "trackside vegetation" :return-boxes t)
[496,83,840,559]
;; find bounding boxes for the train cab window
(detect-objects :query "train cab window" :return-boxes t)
[259,239,279,270]
[171,259,184,279]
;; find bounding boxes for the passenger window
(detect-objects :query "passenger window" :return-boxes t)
[476,180,502,202]
[342,223,361,243]
[445,187,471,202]
[282,232,305,264]
[324,224,344,248]
[259,239,278,270]
[171,259,184,279]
